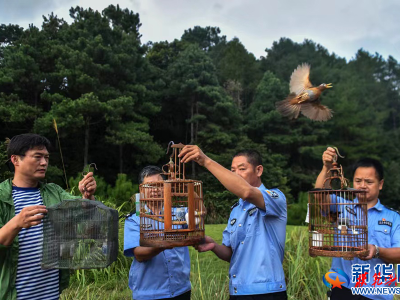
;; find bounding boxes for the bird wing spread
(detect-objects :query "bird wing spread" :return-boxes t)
[290,63,312,95]
[301,101,333,121]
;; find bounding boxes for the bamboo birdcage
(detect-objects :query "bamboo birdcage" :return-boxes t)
[139,142,206,248]
[308,158,368,259]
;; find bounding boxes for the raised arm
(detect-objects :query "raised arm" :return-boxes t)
[315,147,337,188]
[179,145,265,210]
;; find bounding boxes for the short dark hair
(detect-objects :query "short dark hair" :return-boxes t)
[233,149,262,168]
[353,158,384,181]
[7,134,51,159]
[138,165,163,184]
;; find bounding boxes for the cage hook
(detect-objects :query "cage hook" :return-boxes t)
[331,146,344,163]
[82,163,98,177]
[166,141,175,155]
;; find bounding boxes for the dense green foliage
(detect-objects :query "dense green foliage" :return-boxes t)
[1,6,400,224]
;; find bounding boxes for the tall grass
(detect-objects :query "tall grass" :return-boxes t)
[284,227,331,299]
[61,225,399,300]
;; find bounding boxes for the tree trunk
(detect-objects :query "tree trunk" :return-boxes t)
[119,144,123,174]
[191,97,196,178]
[195,100,199,142]
[84,119,90,169]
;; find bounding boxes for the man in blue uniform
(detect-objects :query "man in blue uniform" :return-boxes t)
[123,166,191,300]
[316,147,400,300]
[179,146,287,300]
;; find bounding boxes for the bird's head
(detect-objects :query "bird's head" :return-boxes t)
[318,83,333,91]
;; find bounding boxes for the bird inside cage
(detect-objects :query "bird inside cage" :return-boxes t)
[139,143,206,248]
[41,199,118,269]
[140,184,204,227]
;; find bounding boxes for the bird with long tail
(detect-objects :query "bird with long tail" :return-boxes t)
[276,63,333,121]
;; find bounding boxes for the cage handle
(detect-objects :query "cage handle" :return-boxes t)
[82,163,98,177]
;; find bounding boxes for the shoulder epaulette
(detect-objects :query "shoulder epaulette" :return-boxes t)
[120,211,134,219]
[384,205,400,216]
[231,202,239,211]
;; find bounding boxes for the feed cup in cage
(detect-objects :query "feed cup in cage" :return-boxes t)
[308,189,368,259]
[308,158,368,259]
[139,143,206,248]
[312,231,324,247]
[41,199,119,269]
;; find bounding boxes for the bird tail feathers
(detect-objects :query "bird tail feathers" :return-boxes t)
[276,93,301,119]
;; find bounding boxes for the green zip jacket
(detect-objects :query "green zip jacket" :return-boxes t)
[0,178,80,300]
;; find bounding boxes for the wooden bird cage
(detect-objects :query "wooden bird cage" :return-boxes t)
[139,142,205,247]
[308,160,368,259]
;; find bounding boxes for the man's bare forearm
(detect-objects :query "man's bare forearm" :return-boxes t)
[133,246,166,262]
[203,158,265,209]
[212,243,232,262]
[315,166,330,188]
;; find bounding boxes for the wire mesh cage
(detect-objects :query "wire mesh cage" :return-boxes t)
[139,142,206,248]
[41,199,119,269]
[308,159,368,259]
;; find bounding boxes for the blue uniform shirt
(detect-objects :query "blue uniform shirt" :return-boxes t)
[330,199,400,300]
[327,195,367,248]
[222,184,287,296]
[124,212,191,300]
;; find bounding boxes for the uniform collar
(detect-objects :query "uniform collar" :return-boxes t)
[369,199,383,211]
[239,183,265,206]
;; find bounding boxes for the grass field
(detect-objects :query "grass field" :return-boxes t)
[61,225,399,300]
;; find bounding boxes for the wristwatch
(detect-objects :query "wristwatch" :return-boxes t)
[373,244,380,258]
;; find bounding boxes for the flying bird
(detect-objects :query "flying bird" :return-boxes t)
[276,63,333,121]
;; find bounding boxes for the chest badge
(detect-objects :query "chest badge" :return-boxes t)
[378,219,392,227]
[248,207,258,216]
[230,218,237,226]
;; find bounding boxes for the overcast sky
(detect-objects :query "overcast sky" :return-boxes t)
[1,0,399,61]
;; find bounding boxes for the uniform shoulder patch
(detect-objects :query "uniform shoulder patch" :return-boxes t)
[266,189,279,199]
[231,201,239,211]
[122,212,134,219]
[384,205,400,216]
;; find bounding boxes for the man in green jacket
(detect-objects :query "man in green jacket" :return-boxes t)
[0,134,97,300]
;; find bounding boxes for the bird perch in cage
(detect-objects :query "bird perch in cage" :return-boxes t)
[308,148,368,259]
[139,142,206,248]
[41,199,119,269]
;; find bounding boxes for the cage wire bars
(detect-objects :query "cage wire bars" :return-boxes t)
[139,142,206,248]
[41,164,118,269]
[308,152,368,259]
